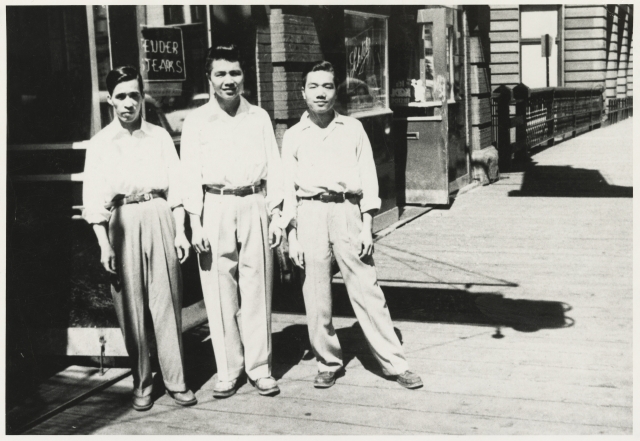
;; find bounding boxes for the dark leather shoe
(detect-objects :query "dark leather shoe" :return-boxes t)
[396,370,423,389]
[252,376,280,396]
[314,370,340,388]
[132,394,153,411]
[167,389,197,406]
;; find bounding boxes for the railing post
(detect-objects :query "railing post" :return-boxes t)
[512,83,530,165]
[493,85,512,172]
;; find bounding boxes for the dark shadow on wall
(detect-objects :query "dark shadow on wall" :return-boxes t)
[508,164,633,198]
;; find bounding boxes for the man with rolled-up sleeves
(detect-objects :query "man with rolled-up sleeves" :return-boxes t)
[281,61,423,390]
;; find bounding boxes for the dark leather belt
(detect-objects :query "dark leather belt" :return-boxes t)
[204,182,263,197]
[106,190,166,209]
[300,192,360,203]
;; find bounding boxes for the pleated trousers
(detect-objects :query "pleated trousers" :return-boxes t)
[198,191,273,382]
[109,198,187,398]
[297,198,409,376]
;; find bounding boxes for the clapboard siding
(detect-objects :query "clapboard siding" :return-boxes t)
[565,60,608,71]
[565,28,606,40]
[565,17,607,29]
[490,20,518,32]
[489,9,519,21]
[565,39,607,51]
[489,5,520,89]
[564,5,607,18]
[564,71,607,82]
[488,31,518,42]
[565,49,607,61]
[490,63,519,74]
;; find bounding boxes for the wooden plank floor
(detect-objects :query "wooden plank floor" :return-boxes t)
[26,119,633,435]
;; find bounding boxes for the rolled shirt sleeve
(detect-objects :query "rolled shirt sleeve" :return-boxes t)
[262,111,285,218]
[179,114,205,216]
[355,121,382,214]
[161,131,184,209]
[82,140,112,224]
[280,129,298,230]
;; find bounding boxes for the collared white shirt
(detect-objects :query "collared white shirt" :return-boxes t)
[180,96,284,217]
[281,111,381,228]
[82,118,182,224]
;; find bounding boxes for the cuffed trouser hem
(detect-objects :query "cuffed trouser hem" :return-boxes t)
[219,367,245,383]
[316,361,343,373]
[380,362,410,377]
[246,362,270,381]
[133,385,154,398]
[164,380,188,393]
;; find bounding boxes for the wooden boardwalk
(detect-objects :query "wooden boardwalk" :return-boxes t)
[26,120,633,435]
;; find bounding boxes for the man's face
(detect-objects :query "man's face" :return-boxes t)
[108,79,143,124]
[209,59,244,102]
[303,70,336,115]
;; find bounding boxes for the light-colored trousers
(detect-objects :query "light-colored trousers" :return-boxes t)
[198,192,273,382]
[109,198,187,398]
[297,199,409,376]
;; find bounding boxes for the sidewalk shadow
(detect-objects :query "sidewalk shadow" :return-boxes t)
[508,164,632,198]
[272,284,574,379]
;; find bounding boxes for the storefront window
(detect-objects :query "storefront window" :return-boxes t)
[98,6,210,137]
[7,6,93,144]
[342,11,388,114]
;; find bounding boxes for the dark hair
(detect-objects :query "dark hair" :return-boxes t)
[106,66,144,96]
[205,43,243,77]
[302,61,336,87]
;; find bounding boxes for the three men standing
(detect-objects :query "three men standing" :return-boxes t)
[86,48,419,409]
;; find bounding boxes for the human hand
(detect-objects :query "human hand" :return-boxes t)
[269,222,283,249]
[190,224,210,254]
[100,244,117,275]
[358,228,374,259]
[175,232,191,263]
[288,230,304,269]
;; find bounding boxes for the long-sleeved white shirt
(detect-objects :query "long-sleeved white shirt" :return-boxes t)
[281,111,381,228]
[180,96,284,219]
[82,118,182,224]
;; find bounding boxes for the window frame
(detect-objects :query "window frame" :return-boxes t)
[519,5,563,88]
[343,9,391,118]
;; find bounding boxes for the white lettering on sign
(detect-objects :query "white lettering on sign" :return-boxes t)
[347,36,371,78]
[141,39,180,54]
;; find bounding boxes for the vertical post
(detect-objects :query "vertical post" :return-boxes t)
[546,55,550,88]
[512,83,530,164]
[493,85,512,171]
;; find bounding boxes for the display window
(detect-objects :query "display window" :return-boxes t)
[342,10,389,115]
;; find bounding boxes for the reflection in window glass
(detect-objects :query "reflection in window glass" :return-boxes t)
[138,5,210,136]
[342,12,388,114]
[7,6,93,144]
[522,43,558,87]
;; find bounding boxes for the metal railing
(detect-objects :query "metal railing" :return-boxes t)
[492,84,605,171]
[606,97,633,126]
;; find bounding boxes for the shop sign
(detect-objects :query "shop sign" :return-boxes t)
[140,27,186,82]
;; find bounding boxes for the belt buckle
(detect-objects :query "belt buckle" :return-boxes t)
[142,193,152,202]
[319,193,330,202]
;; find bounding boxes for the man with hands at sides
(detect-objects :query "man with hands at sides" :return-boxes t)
[83,66,196,411]
[281,61,423,390]
[180,44,287,398]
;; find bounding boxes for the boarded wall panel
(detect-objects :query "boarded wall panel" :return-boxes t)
[564,71,607,82]
[490,42,519,53]
[564,6,607,18]
[490,9,519,21]
[565,17,607,29]
[489,31,519,42]
[565,60,608,71]
[565,39,606,50]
